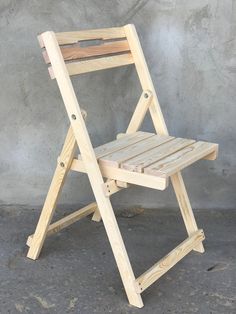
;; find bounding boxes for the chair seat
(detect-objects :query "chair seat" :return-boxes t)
[78,131,218,178]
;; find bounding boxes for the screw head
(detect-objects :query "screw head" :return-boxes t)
[71,114,76,120]
[60,162,65,167]
[144,93,149,98]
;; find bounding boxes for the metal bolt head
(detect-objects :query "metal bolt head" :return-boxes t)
[71,114,76,120]
[60,162,65,167]
[144,93,149,98]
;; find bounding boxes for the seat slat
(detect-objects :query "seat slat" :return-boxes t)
[48,53,134,79]
[78,131,154,161]
[43,40,130,64]
[121,138,196,172]
[144,141,218,177]
[99,134,173,168]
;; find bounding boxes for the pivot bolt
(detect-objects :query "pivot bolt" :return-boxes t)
[144,93,149,98]
[71,114,76,120]
[60,162,65,167]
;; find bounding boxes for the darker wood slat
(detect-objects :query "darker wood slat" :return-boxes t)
[43,40,130,64]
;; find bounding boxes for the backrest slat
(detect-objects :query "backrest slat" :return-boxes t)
[39,26,133,78]
[56,27,126,45]
[48,53,134,79]
[42,39,130,64]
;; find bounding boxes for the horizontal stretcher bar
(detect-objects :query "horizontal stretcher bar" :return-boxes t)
[27,202,97,247]
[135,229,205,293]
[70,158,168,191]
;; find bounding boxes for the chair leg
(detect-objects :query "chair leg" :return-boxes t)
[171,172,204,253]
[27,127,76,260]
[91,208,102,222]
[94,195,143,308]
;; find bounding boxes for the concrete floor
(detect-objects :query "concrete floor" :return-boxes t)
[0,205,235,314]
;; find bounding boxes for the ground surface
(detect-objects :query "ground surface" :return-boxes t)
[0,205,235,314]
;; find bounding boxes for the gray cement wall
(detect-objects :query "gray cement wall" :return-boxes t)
[0,0,235,210]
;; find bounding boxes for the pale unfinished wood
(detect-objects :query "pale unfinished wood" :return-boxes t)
[56,27,126,45]
[31,25,219,308]
[103,179,122,197]
[124,24,168,135]
[27,202,97,247]
[38,27,126,48]
[99,134,173,168]
[116,180,129,188]
[78,131,153,160]
[122,138,195,172]
[126,90,153,134]
[144,141,218,177]
[116,133,126,139]
[93,178,128,222]
[48,53,134,79]
[136,230,205,293]
[70,158,168,190]
[43,40,130,64]
[171,172,204,252]
[124,24,205,253]
[39,31,143,308]
[27,126,76,259]
[91,208,102,222]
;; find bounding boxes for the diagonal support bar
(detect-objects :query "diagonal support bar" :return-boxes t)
[27,126,76,260]
[126,90,153,134]
[27,202,97,247]
[171,172,204,253]
[135,229,205,293]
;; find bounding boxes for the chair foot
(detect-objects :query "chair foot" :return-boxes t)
[91,207,102,222]
[193,242,205,253]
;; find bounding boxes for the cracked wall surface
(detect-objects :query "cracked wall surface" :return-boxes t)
[0,0,235,209]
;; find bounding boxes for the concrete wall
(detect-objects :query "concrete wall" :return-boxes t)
[0,0,235,209]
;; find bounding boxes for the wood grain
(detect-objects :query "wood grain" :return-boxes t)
[144,141,218,177]
[122,138,195,172]
[27,126,76,260]
[39,30,143,308]
[43,40,130,64]
[78,131,154,161]
[48,53,134,78]
[27,202,97,246]
[99,134,173,168]
[136,230,205,293]
[56,27,126,45]
[70,158,168,190]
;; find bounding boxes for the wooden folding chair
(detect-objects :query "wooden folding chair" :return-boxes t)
[26,25,218,308]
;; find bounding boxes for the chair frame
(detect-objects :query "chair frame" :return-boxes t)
[26,24,215,308]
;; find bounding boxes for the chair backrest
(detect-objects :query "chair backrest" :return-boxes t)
[38,27,135,79]
[38,24,168,137]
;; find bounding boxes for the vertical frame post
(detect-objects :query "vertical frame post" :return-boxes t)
[124,24,204,253]
[41,31,143,307]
